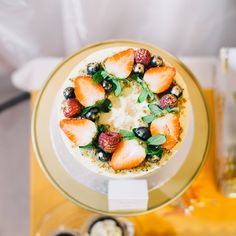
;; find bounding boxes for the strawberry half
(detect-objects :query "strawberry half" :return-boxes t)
[74,76,105,107]
[60,118,97,146]
[143,66,176,94]
[110,140,146,170]
[150,113,180,150]
[104,48,135,78]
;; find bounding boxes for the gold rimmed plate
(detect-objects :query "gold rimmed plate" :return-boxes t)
[32,40,210,215]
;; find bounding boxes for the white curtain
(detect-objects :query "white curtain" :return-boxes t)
[0,0,236,78]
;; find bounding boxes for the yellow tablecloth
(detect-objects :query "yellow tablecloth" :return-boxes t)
[30,90,236,236]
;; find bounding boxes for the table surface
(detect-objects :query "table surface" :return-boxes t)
[30,90,236,236]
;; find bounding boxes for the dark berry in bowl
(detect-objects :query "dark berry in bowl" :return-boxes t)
[96,149,112,162]
[63,99,82,118]
[102,80,113,91]
[133,127,151,141]
[133,63,145,74]
[63,87,75,99]
[159,94,178,109]
[84,107,100,121]
[87,62,100,75]
[170,85,182,97]
[135,48,151,65]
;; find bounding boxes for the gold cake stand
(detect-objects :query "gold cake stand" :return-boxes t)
[32,40,210,216]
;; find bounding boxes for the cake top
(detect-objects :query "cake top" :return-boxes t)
[58,47,187,176]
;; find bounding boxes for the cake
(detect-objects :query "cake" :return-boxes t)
[57,46,188,177]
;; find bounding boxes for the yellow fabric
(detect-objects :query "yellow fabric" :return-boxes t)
[30,90,236,236]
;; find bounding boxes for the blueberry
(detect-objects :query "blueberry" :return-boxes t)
[87,62,100,75]
[150,56,164,67]
[96,149,111,162]
[170,85,182,97]
[146,155,161,163]
[133,63,145,74]
[85,107,99,121]
[133,127,151,141]
[102,80,113,91]
[63,87,75,99]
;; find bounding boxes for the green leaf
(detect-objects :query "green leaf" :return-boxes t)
[79,106,93,117]
[96,98,112,112]
[101,70,124,80]
[146,148,164,156]
[123,136,137,140]
[166,107,179,113]
[119,129,136,139]
[130,74,138,81]
[142,114,156,123]
[147,90,155,101]
[147,135,166,146]
[148,104,162,115]
[92,71,103,84]
[112,80,122,96]
[101,70,109,79]
[98,124,105,133]
[138,89,148,103]
[147,104,179,118]
[130,74,143,81]
[79,144,94,149]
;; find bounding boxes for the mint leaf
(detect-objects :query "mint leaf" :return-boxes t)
[138,88,148,103]
[119,129,136,139]
[79,144,94,149]
[98,124,105,133]
[142,114,156,123]
[101,70,110,79]
[130,74,139,81]
[148,104,179,118]
[79,106,93,117]
[166,107,179,113]
[148,104,162,115]
[92,71,103,84]
[147,135,166,146]
[147,90,155,101]
[96,98,112,112]
[112,80,122,96]
[146,148,164,156]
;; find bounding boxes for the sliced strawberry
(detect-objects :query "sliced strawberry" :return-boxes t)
[104,48,135,78]
[150,113,180,150]
[110,140,146,170]
[60,118,97,146]
[143,66,176,94]
[74,76,105,107]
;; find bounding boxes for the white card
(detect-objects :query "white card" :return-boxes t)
[108,180,148,212]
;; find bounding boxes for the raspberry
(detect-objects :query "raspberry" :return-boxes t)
[159,94,177,109]
[98,132,121,153]
[63,99,82,118]
[135,48,151,65]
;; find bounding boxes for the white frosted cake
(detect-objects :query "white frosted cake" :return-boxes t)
[57,46,189,177]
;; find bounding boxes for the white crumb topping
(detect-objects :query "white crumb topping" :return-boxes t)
[99,81,150,131]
